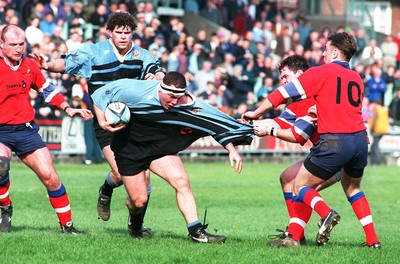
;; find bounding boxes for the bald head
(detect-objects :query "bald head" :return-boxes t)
[0,24,26,65]
[1,24,25,41]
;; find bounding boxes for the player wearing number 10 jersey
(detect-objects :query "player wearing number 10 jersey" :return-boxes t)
[243,32,380,248]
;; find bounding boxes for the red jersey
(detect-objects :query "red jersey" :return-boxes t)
[268,62,366,134]
[274,98,320,145]
[0,56,65,125]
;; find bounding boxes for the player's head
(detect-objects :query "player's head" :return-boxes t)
[0,24,26,65]
[158,72,187,110]
[324,32,357,63]
[106,11,137,52]
[278,55,309,85]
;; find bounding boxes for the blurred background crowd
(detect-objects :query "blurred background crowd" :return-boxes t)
[1,0,400,163]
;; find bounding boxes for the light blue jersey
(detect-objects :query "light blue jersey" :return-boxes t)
[64,39,162,95]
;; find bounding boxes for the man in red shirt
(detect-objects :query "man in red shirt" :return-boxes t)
[0,24,90,234]
[243,32,380,248]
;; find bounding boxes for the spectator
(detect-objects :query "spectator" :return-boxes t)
[42,0,67,25]
[380,34,398,71]
[39,12,56,36]
[208,32,225,66]
[262,21,276,51]
[184,71,199,94]
[257,76,274,102]
[25,17,44,48]
[148,33,167,59]
[368,99,389,165]
[227,64,251,107]
[389,89,400,124]
[50,25,66,49]
[232,5,253,37]
[144,2,158,25]
[65,31,83,52]
[185,0,200,15]
[89,3,108,38]
[199,0,222,26]
[361,39,383,66]
[366,66,387,103]
[67,2,86,37]
[194,60,215,96]
[188,43,208,75]
[352,28,367,66]
[275,26,294,57]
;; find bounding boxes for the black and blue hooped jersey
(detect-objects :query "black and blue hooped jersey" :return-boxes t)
[64,39,162,95]
[92,78,254,156]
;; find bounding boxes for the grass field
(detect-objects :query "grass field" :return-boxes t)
[1,160,399,263]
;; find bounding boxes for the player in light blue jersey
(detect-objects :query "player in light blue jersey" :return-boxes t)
[91,71,254,242]
[31,11,164,235]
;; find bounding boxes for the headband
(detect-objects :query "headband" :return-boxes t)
[160,81,186,96]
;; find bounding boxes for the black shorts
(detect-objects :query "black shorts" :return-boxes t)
[114,152,164,176]
[93,121,113,149]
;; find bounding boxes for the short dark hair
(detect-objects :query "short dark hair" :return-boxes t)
[106,11,137,32]
[163,72,187,89]
[279,55,309,72]
[328,32,357,61]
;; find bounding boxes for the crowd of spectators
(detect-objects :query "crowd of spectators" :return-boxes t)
[2,0,400,125]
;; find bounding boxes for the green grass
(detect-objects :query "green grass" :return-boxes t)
[1,161,399,263]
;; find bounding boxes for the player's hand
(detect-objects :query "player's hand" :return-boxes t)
[253,124,271,137]
[241,111,258,123]
[229,151,242,174]
[308,105,317,118]
[98,120,126,132]
[65,107,92,119]
[144,73,156,80]
[29,53,48,69]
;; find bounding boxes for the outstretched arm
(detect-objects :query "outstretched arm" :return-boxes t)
[241,98,274,122]
[59,102,92,119]
[30,53,66,73]
[224,143,242,174]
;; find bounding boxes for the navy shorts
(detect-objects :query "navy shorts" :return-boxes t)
[0,121,46,155]
[304,131,368,180]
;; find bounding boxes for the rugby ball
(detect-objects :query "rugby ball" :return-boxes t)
[104,102,131,127]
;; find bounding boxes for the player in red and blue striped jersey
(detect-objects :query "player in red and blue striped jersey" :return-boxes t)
[251,55,339,245]
[243,33,380,248]
[0,25,91,234]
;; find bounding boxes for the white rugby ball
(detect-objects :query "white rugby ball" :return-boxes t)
[104,102,131,126]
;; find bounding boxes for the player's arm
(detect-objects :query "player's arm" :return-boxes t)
[254,114,316,145]
[254,124,298,143]
[224,143,242,174]
[241,98,274,122]
[30,53,66,73]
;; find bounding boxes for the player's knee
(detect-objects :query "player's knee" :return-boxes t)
[0,157,10,180]
[127,194,148,209]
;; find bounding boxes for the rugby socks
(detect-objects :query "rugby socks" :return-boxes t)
[136,185,152,227]
[348,192,379,245]
[298,186,331,219]
[283,192,294,218]
[101,171,120,197]
[0,177,11,207]
[287,195,312,241]
[48,184,72,226]
[187,220,202,234]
